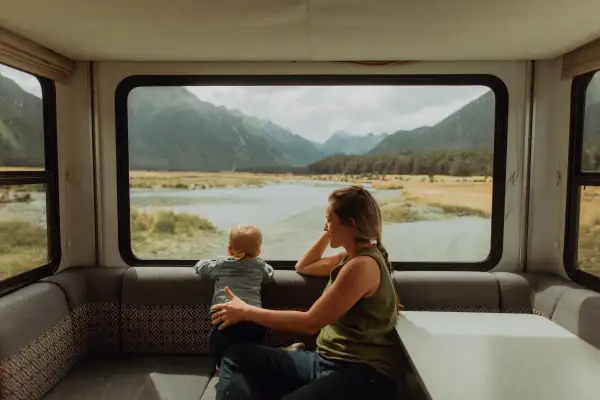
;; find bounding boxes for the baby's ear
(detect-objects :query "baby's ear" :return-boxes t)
[257,248,261,257]
[227,244,233,256]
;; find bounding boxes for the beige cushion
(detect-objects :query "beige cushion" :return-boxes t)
[394,271,500,311]
[552,287,600,349]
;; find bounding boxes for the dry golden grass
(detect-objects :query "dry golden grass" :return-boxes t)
[0,166,43,172]
[309,174,493,214]
[578,187,600,276]
[129,170,290,189]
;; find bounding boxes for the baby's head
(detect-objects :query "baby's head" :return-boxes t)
[228,224,262,260]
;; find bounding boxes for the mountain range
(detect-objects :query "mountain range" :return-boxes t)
[3,71,599,173]
[368,91,495,155]
[0,73,44,167]
[319,131,388,156]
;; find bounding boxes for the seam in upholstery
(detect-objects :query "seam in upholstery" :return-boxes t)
[548,288,570,320]
[42,279,75,311]
[118,267,128,354]
[493,273,504,312]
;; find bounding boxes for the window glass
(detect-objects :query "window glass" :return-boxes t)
[0,184,48,280]
[125,84,499,263]
[582,72,600,172]
[0,64,45,170]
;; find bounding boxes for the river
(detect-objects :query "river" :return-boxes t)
[132,179,491,263]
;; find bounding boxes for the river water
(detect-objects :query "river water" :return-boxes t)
[0,180,491,262]
[132,180,491,262]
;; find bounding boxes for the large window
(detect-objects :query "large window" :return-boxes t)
[566,70,600,288]
[116,75,507,269]
[0,64,59,292]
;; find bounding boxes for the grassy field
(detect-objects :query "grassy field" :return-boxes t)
[130,207,225,259]
[129,170,283,189]
[577,186,600,276]
[0,220,47,280]
[1,171,599,279]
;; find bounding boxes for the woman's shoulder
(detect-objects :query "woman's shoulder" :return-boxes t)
[342,255,380,275]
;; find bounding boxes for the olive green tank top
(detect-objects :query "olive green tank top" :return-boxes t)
[315,246,404,379]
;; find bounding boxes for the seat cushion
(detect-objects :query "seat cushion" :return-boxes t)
[42,356,215,400]
[200,376,219,400]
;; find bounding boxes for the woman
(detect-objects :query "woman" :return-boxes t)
[210,185,405,399]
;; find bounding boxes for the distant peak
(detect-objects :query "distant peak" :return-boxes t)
[332,130,352,138]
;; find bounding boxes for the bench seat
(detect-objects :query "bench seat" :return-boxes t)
[1,267,598,400]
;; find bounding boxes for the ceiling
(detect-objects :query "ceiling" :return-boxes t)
[1,0,599,62]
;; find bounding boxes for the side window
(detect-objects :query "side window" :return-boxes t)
[0,64,60,292]
[566,70,600,288]
[116,75,508,269]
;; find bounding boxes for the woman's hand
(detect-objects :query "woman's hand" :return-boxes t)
[210,287,252,330]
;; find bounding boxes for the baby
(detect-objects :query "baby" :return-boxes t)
[194,224,274,368]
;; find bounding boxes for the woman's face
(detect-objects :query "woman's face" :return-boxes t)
[325,202,354,248]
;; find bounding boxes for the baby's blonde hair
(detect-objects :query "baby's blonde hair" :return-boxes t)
[229,225,262,259]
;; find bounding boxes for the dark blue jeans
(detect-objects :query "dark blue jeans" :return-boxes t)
[208,322,267,367]
[216,343,400,400]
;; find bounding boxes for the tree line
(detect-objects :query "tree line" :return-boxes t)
[240,148,494,177]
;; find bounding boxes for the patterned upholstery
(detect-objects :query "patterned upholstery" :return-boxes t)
[0,314,83,400]
[121,304,212,354]
[76,302,120,354]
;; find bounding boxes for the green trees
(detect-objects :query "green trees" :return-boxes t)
[306,148,493,177]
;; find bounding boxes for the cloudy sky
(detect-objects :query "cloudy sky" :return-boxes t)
[0,65,42,97]
[1,64,490,143]
[186,85,489,142]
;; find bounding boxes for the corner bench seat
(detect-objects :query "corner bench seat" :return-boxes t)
[0,267,598,400]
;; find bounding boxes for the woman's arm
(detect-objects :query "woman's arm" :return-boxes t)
[212,256,380,334]
[295,231,346,277]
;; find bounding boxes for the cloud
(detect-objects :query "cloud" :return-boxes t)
[0,65,42,98]
[185,84,490,142]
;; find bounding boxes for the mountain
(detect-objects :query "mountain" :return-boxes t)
[240,115,325,166]
[127,87,324,171]
[369,91,495,155]
[582,98,600,171]
[321,131,388,156]
[0,74,44,167]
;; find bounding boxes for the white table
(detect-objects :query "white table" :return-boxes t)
[396,311,600,400]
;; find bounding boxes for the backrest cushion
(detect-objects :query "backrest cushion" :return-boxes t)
[494,272,534,313]
[120,267,213,354]
[516,273,580,319]
[0,283,75,400]
[44,267,126,354]
[120,268,327,354]
[551,287,600,349]
[394,271,500,312]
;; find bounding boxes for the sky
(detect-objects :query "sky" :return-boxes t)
[0,65,42,97]
[0,64,490,143]
[186,85,490,143]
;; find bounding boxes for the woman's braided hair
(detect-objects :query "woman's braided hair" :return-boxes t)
[328,185,403,311]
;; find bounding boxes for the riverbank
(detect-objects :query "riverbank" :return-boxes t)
[129,170,281,189]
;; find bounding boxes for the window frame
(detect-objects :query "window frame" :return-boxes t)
[0,71,61,296]
[564,70,600,292]
[115,74,509,271]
